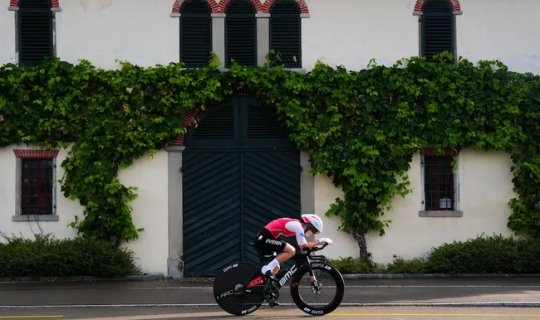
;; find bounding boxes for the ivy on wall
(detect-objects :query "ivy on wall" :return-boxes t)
[0,55,538,253]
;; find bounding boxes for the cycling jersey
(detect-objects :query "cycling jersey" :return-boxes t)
[263,218,308,248]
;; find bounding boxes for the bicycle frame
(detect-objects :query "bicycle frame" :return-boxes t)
[252,245,330,290]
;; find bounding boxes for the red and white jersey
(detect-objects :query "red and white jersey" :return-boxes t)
[264,218,307,247]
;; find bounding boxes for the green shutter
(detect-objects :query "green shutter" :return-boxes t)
[180,0,212,68]
[270,0,301,68]
[226,0,256,67]
[18,0,53,66]
[421,0,454,60]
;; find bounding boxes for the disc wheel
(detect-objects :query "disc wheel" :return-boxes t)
[213,263,264,315]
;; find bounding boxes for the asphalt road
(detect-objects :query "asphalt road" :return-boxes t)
[1,276,539,319]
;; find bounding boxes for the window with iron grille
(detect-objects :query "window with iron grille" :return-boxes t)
[18,0,54,66]
[21,158,54,215]
[423,155,455,211]
[420,0,455,60]
[270,0,301,68]
[180,0,212,68]
[225,0,257,67]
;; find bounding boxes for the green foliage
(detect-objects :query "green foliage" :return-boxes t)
[426,235,540,274]
[0,55,538,243]
[328,257,376,274]
[330,235,540,274]
[0,234,139,277]
[384,256,428,274]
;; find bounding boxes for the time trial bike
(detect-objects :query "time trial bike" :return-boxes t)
[213,243,344,316]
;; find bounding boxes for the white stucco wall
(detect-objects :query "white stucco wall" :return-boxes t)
[117,150,170,275]
[303,0,419,70]
[317,149,516,264]
[0,4,16,64]
[56,0,178,69]
[458,0,540,74]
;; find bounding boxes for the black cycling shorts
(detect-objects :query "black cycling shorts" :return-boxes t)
[254,228,286,255]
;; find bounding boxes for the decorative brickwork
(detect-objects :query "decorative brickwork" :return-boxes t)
[421,147,458,156]
[261,0,309,14]
[413,0,462,15]
[218,0,264,13]
[14,149,59,159]
[9,0,61,9]
[172,0,220,14]
[169,107,204,146]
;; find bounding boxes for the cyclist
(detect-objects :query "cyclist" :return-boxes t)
[255,214,332,280]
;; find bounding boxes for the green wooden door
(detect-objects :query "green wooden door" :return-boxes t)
[182,97,301,276]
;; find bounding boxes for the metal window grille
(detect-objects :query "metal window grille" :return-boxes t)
[424,155,454,210]
[21,158,53,215]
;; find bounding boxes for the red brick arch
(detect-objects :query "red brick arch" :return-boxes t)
[260,0,309,14]
[218,0,264,14]
[172,0,266,14]
[171,0,220,14]
[9,0,61,9]
[169,107,204,146]
[413,0,462,15]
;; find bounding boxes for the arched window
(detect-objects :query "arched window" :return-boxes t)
[180,0,212,68]
[270,0,301,68]
[225,0,256,67]
[420,0,455,60]
[18,0,54,66]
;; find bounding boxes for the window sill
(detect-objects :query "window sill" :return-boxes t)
[12,215,59,222]
[419,210,463,217]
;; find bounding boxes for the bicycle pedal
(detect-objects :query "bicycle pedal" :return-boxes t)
[264,270,278,283]
[268,301,280,307]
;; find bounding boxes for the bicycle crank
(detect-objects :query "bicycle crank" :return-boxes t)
[263,282,280,304]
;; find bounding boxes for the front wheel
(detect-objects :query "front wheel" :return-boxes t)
[290,262,345,315]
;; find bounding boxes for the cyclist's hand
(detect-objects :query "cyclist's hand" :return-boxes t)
[319,238,333,245]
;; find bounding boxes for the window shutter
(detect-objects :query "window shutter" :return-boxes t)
[270,0,301,68]
[192,104,235,140]
[421,0,454,60]
[226,0,256,67]
[181,0,212,68]
[18,0,53,66]
[247,104,289,140]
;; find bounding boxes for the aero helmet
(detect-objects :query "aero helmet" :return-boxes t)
[301,214,323,234]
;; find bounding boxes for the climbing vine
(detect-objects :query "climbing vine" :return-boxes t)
[0,55,538,254]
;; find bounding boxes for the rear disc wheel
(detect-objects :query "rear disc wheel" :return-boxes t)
[213,263,264,315]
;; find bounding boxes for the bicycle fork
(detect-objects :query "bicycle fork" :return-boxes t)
[306,257,322,293]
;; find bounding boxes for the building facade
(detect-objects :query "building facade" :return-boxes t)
[1,0,539,276]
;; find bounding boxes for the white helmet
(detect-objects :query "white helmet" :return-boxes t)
[301,214,323,234]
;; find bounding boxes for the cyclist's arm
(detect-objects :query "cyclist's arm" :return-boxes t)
[285,221,324,250]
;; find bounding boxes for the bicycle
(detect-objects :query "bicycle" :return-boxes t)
[213,243,345,316]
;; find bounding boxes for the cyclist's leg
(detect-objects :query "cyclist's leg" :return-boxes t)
[256,229,289,276]
[271,243,295,274]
